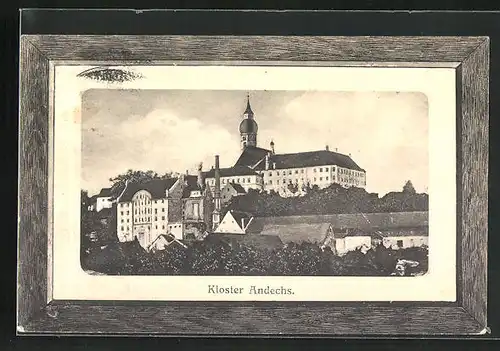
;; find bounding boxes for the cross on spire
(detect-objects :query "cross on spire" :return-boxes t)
[244,93,254,117]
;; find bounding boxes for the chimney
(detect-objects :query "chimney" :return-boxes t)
[335,148,338,152]
[197,162,204,189]
[270,140,275,154]
[186,169,189,175]
[212,155,221,230]
[272,162,276,169]
[265,152,270,170]
[325,145,329,151]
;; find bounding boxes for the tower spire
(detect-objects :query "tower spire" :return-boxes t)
[239,93,258,151]
[244,93,254,118]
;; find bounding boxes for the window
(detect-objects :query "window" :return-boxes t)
[325,167,329,171]
[162,208,165,212]
[162,225,165,229]
[121,226,124,231]
[127,226,129,230]
[269,180,273,185]
[269,172,272,177]
[155,208,157,214]
[301,169,304,173]
[121,219,124,223]
[314,168,317,172]
[320,177,323,181]
[320,168,323,172]
[155,225,158,229]
[162,216,165,220]
[193,203,200,218]
[127,219,129,223]
[283,179,286,184]
[247,178,250,183]
[276,172,279,176]
[397,240,403,248]
[314,178,316,182]
[127,211,129,215]
[161,199,164,203]
[326,177,329,181]
[154,216,157,221]
[295,170,298,174]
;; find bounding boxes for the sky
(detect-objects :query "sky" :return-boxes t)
[81,89,428,196]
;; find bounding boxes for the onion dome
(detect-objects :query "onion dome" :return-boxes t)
[239,118,258,133]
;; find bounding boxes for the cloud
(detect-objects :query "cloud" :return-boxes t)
[81,90,429,196]
[82,109,239,194]
[269,91,429,195]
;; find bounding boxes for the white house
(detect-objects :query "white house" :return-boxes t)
[148,234,188,253]
[377,227,429,249]
[220,182,247,205]
[214,210,254,234]
[321,228,377,256]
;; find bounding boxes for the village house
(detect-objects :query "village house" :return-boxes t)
[203,165,264,193]
[88,187,113,212]
[220,182,247,205]
[214,210,254,234]
[148,233,188,253]
[115,163,216,250]
[231,211,429,256]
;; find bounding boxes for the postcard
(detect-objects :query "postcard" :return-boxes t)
[50,64,456,301]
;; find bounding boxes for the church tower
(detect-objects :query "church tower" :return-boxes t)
[239,94,258,151]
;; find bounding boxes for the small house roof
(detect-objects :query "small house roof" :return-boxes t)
[227,182,246,194]
[97,188,112,197]
[204,165,260,178]
[207,233,283,251]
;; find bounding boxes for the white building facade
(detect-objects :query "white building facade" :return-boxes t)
[206,95,367,198]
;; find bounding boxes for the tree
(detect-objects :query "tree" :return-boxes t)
[403,180,416,194]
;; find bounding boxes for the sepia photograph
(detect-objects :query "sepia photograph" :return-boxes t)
[47,62,459,303]
[80,86,430,278]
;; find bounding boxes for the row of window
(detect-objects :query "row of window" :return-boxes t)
[128,216,167,223]
[206,177,257,186]
[339,168,364,177]
[268,176,331,185]
[120,207,168,217]
[266,166,336,177]
[120,199,166,207]
[120,224,182,232]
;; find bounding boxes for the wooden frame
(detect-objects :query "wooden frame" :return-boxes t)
[17,35,489,336]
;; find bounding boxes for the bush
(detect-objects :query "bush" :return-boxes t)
[82,239,428,276]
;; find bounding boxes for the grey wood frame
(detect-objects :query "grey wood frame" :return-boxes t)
[17,35,489,336]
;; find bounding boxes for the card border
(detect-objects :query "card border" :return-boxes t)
[17,34,489,336]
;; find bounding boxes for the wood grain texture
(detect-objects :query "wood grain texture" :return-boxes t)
[460,38,489,329]
[17,35,490,336]
[17,37,50,328]
[23,303,483,336]
[24,35,486,63]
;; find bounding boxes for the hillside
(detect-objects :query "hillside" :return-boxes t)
[224,183,428,217]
